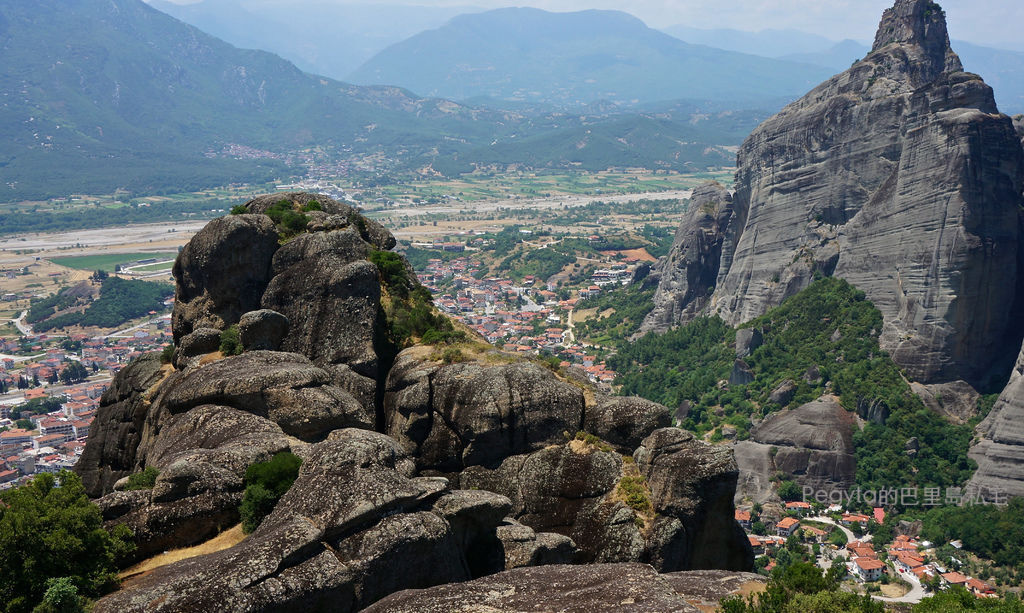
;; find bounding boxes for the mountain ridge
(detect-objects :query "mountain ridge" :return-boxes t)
[348,7,833,108]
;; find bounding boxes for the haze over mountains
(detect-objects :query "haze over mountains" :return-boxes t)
[348,8,832,108]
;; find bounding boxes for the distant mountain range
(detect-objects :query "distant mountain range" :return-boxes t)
[147,0,483,80]
[1,0,760,202]
[666,25,1024,113]
[348,8,833,108]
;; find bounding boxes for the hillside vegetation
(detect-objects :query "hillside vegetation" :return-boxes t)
[610,278,976,493]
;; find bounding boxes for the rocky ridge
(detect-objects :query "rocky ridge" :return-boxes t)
[76,193,752,611]
[642,0,1024,389]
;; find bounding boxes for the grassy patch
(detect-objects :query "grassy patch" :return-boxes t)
[50,253,177,272]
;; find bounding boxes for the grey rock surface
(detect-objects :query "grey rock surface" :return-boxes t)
[173,327,222,368]
[384,349,585,473]
[734,398,857,504]
[93,429,498,613]
[634,429,754,571]
[647,0,1024,386]
[968,342,1024,499]
[172,214,280,342]
[75,354,167,498]
[242,192,396,250]
[640,181,735,335]
[584,395,672,453]
[364,564,766,613]
[97,405,292,561]
[237,309,289,351]
[162,351,372,440]
[261,230,382,379]
[910,380,980,424]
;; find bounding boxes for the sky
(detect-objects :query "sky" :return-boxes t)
[154,0,1024,48]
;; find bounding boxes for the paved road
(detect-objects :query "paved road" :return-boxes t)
[805,516,857,542]
[874,569,926,604]
[11,310,32,336]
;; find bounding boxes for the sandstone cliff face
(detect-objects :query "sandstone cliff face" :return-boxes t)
[646,0,1024,387]
[78,192,754,611]
[967,341,1024,499]
[734,398,857,504]
[640,181,735,335]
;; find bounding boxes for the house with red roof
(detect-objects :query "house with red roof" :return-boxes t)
[777,517,800,536]
[854,558,886,582]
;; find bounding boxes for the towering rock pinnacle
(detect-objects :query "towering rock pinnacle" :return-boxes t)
[644,0,1024,387]
[871,0,962,80]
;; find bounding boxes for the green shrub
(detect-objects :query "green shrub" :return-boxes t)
[219,325,242,356]
[125,467,159,491]
[616,475,651,513]
[32,577,84,613]
[440,347,466,364]
[263,199,309,238]
[240,452,302,534]
[229,205,248,215]
[0,472,134,612]
[160,344,174,364]
[301,200,322,212]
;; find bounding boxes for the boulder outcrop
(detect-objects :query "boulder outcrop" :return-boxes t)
[383,348,586,473]
[78,191,754,610]
[93,430,508,612]
[734,398,857,504]
[645,0,1024,387]
[76,354,167,498]
[364,564,766,613]
[460,428,753,572]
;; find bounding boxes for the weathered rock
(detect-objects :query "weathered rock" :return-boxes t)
[584,395,672,453]
[735,328,763,358]
[96,405,293,560]
[237,309,289,351]
[364,564,766,613]
[173,327,222,368]
[729,359,755,385]
[634,429,753,571]
[94,429,507,613]
[496,520,578,569]
[649,0,1024,387]
[968,342,1024,500]
[172,214,280,342]
[242,192,396,250]
[910,380,980,424]
[262,230,383,379]
[461,429,752,572]
[734,398,857,504]
[161,351,372,440]
[384,349,585,473]
[640,181,735,335]
[768,379,797,407]
[75,353,166,498]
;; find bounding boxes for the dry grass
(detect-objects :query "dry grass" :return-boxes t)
[879,582,911,598]
[119,524,247,581]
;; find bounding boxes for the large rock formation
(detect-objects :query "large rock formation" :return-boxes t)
[644,0,1024,387]
[458,428,753,572]
[383,347,586,474]
[170,192,394,409]
[640,181,735,335]
[967,341,1024,499]
[364,564,766,613]
[734,397,857,504]
[78,192,753,611]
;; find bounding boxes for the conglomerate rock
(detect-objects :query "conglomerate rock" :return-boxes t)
[364,564,767,613]
[644,0,1024,387]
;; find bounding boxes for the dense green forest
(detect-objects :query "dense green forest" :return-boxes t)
[916,499,1024,568]
[30,278,172,332]
[609,278,977,493]
[574,284,656,344]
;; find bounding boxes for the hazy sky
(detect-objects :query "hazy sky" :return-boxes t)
[156,0,1024,47]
